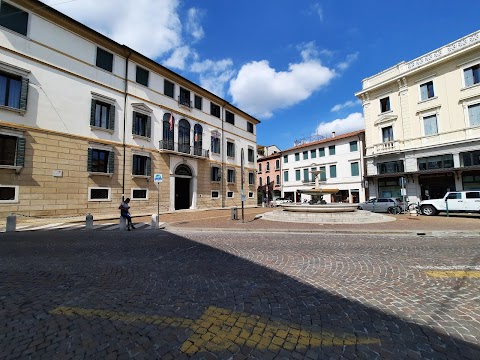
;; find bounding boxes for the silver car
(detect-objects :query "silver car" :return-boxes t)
[357,198,404,213]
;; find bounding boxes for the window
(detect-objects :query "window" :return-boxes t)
[460,150,480,167]
[303,168,309,182]
[0,185,18,203]
[351,162,359,176]
[248,191,254,199]
[227,191,234,198]
[380,97,390,113]
[418,154,454,170]
[87,148,114,174]
[227,141,235,158]
[258,163,262,173]
[0,133,25,168]
[132,189,148,200]
[211,132,220,154]
[319,166,326,181]
[211,166,221,182]
[468,103,480,127]
[350,141,358,152]
[303,151,308,160]
[377,161,404,174]
[132,154,151,176]
[248,148,254,162]
[328,145,335,155]
[330,165,337,178]
[247,122,254,133]
[211,191,220,199]
[276,175,280,185]
[284,171,289,182]
[423,114,438,136]
[211,103,220,118]
[248,172,254,185]
[136,66,149,87]
[132,112,151,138]
[227,169,235,183]
[446,192,461,200]
[164,79,174,98]
[420,81,434,101]
[319,148,325,157]
[194,95,202,110]
[0,2,28,36]
[259,177,262,186]
[96,48,113,72]
[466,191,480,199]
[90,99,115,130]
[179,88,191,107]
[295,153,300,161]
[382,126,394,142]
[266,162,270,172]
[295,169,300,181]
[225,110,235,125]
[464,64,480,87]
[88,187,111,201]
[311,149,316,159]
[275,159,280,170]
[266,176,270,185]
[284,155,288,163]
[0,70,28,111]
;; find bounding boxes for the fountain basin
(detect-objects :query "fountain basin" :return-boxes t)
[281,203,359,213]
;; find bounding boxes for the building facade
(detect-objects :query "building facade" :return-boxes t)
[281,131,366,204]
[355,30,480,202]
[0,0,259,217]
[257,152,281,205]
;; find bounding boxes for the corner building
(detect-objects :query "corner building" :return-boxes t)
[0,0,259,217]
[356,30,480,202]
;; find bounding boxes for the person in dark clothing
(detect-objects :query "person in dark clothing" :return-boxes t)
[119,198,135,230]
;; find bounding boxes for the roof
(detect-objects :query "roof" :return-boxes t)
[283,130,365,153]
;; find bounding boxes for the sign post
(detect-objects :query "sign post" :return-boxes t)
[154,173,163,228]
[241,149,245,223]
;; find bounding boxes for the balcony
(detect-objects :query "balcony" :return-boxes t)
[178,96,191,109]
[159,140,209,159]
[373,140,402,154]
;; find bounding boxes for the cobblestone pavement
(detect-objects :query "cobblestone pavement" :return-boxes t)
[1,229,479,359]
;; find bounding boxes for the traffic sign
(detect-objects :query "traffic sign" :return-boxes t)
[154,173,163,184]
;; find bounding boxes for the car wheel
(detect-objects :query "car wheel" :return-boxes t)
[421,205,437,216]
[387,207,397,214]
[357,206,363,210]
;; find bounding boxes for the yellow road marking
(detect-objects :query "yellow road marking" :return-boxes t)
[425,270,480,278]
[50,305,380,354]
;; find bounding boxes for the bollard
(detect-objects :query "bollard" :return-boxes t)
[6,214,16,233]
[119,216,127,230]
[231,207,238,220]
[151,214,158,229]
[85,213,93,230]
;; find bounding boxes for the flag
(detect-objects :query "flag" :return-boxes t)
[169,113,173,131]
[194,132,198,142]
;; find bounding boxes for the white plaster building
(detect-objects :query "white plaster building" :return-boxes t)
[281,131,366,204]
[0,0,259,217]
[355,30,480,202]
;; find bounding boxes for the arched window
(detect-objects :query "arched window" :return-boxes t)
[259,177,263,187]
[175,164,192,177]
[267,176,270,186]
[178,119,191,154]
[162,113,174,150]
[194,124,203,156]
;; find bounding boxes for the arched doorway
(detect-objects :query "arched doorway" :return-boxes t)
[175,164,192,210]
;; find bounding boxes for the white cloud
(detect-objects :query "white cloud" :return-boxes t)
[330,99,361,112]
[312,3,324,22]
[315,112,364,137]
[190,59,235,97]
[186,8,205,42]
[43,0,181,59]
[163,46,191,70]
[337,52,359,71]
[229,59,335,118]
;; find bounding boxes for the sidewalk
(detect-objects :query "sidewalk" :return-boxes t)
[2,207,479,235]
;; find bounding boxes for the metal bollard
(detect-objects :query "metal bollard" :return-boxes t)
[151,214,158,229]
[6,214,16,232]
[85,213,93,230]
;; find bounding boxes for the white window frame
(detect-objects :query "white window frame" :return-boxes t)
[88,142,114,177]
[460,95,480,128]
[0,185,19,203]
[0,127,24,173]
[211,165,221,182]
[227,168,236,184]
[418,80,436,103]
[131,188,149,200]
[90,92,116,134]
[422,113,439,136]
[88,187,111,202]
[211,190,220,199]
[226,139,235,159]
[131,150,151,178]
[0,60,30,114]
[248,191,254,199]
[227,191,234,198]
[461,60,480,89]
[417,107,440,137]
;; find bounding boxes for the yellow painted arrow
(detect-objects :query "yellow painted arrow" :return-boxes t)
[50,305,380,354]
[425,270,480,278]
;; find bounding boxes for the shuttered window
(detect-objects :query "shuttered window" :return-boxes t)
[132,111,151,138]
[90,99,115,130]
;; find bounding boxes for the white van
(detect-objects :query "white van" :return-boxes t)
[419,191,480,216]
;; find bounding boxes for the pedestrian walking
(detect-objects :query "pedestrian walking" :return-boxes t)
[119,198,135,230]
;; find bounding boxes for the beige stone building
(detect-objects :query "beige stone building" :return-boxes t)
[356,30,480,202]
[0,0,259,217]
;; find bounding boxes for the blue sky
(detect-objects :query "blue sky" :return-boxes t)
[44,0,480,150]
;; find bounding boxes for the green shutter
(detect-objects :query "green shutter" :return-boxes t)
[20,78,29,111]
[90,100,96,126]
[87,148,93,172]
[146,157,151,176]
[132,111,137,135]
[146,115,151,138]
[15,137,26,167]
[108,105,115,130]
[108,151,114,174]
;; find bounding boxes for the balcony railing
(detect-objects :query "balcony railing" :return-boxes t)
[178,96,191,108]
[159,140,209,158]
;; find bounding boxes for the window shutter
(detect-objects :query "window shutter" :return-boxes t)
[108,151,114,174]
[15,137,26,167]
[20,78,29,111]
[108,105,115,130]
[146,115,151,138]
[465,68,474,87]
[87,148,93,172]
[146,157,151,176]
[132,111,137,134]
[468,104,480,126]
[90,100,96,126]
[420,84,428,101]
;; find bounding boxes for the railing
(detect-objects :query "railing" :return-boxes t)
[159,140,209,158]
[178,97,191,108]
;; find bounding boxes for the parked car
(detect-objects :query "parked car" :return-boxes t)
[272,198,292,207]
[420,191,480,216]
[357,198,404,213]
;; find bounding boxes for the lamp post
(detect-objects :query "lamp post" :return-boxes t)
[241,148,245,223]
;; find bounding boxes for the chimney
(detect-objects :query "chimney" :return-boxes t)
[332,131,336,137]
